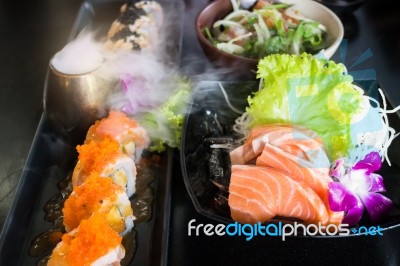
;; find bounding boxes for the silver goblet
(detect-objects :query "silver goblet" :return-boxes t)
[43,62,117,144]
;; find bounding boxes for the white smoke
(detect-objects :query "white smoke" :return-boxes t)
[101,49,179,115]
[51,30,104,75]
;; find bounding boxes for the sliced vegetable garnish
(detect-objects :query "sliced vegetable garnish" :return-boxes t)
[208,0,327,59]
[204,26,216,46]
[260,3,293,10]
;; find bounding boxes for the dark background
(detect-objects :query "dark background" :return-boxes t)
[1,0,400,265]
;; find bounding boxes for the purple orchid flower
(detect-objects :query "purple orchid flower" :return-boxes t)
[120,74,149,114]
[328,151,393,226]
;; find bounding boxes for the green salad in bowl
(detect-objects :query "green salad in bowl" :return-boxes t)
[196,0,343,70]
[206,0,328,58]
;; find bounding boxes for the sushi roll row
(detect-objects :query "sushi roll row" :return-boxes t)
[48,111,150,266]
[105,1,163,51]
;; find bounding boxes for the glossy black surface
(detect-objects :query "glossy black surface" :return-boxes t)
[2,0,400,265]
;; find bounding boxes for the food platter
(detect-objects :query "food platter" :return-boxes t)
[181,80,400,232]
[0,0,182,265]
[2,0,400,265]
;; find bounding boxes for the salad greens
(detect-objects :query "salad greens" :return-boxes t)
[245,53,366,161]
[138,77,192,152]
[206,0,327,59]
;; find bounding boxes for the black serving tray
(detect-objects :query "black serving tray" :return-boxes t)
[0,115,173,265]
[0,0,182,265]
[181,80,400,231]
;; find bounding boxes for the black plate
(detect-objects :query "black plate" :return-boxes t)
[181,80,400,232]
[0,0,182,265]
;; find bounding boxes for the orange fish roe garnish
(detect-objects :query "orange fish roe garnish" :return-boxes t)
[63,173,123,231]
[48,214,123,266]
[67,214,122,265]
[76,137,121,177]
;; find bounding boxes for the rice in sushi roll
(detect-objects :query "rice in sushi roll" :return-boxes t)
[72,137,137,197]
[63,173,135,236]
[105,1,163,51]
[48,213,125,266]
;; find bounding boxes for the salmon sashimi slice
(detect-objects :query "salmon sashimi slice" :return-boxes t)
[230,125,293,164]
[229,125,327,165]
[228,165,330,225]
[256,144,344,225]
[256,142,331,197]
[86,110,150,162]
[255,143,344,225]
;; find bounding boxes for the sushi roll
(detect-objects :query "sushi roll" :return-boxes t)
[85,110,150,163]
[63,173,135,236]
[72,137,137,197]
[48,213,125,266]
[105,1,163,51]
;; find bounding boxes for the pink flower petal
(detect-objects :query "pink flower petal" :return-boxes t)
[360,193,393,224]
[328,182,359,211]
[342,199,364,226]
[368,173,386,193]
[353,151,382,174]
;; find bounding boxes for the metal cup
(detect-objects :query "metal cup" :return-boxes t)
[43,61,117,144]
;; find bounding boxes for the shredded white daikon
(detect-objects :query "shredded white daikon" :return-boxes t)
[217,82,254,140]
[355,87,400,166]
[233,112,252,138]
[218,82,243,115]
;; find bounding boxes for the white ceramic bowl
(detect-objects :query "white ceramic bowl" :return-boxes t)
[282,0,344,58]
[196,0,344,76]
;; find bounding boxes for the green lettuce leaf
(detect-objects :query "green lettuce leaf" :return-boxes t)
[248,53,365,160]
[138,77,192,152]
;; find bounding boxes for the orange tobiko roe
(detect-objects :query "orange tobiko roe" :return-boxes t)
[76,137,121,175]
[63,173,123,231]
[67,214,122,265]
[49,214,122,266]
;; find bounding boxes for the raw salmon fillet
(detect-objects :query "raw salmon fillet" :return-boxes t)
[256,142,331,200]
[229,165,330,225]
[230,125,331,198]
[229,125,344,225]
[256,143,344,225]
[230,124,326,165]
